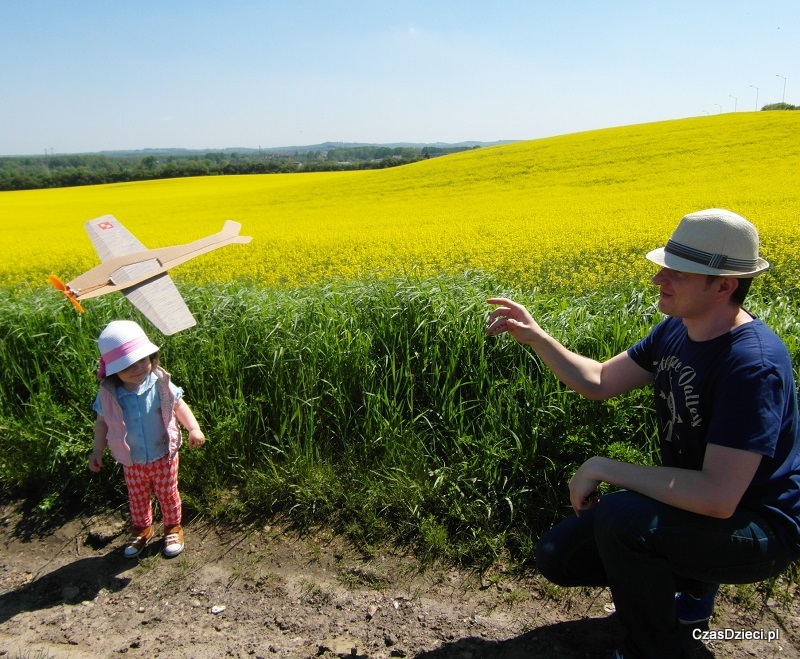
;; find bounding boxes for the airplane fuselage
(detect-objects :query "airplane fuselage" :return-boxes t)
[67,223,251,300]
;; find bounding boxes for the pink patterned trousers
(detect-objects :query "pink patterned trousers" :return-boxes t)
[123,453,182,528]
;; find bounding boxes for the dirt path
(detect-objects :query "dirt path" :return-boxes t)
[1,504,799,659]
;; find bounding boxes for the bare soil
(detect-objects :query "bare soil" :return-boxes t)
[1,503,799,659]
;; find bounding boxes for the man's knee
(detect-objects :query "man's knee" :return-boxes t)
[534,515,608,587]
[535,528,569,585]
[592,490,661,553]
[595,490,654,525]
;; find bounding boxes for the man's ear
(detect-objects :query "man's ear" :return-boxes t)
[716,276,739,299]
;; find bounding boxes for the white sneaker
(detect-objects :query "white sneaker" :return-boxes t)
[123,525,153,558]
[162,524,184,558]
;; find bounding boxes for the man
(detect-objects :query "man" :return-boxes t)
[486,209,800,659]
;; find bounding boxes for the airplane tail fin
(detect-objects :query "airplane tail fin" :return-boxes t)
[220,220,252,244]
[48,275,85,313]
[221,220,242,237]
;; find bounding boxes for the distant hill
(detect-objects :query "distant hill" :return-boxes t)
[0,141,519,191]
[94,141,516,158]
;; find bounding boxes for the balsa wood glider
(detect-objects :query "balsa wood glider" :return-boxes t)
[49,215,252,335]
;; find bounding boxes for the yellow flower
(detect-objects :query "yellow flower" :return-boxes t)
[1,113,797,296]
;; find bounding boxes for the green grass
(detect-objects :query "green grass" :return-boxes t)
[9,272,795,570]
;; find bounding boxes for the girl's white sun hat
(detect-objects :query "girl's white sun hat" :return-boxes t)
[646,208,770,278]
[97,320,159,379]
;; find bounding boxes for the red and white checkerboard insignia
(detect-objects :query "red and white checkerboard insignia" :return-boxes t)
[97,221,114,231]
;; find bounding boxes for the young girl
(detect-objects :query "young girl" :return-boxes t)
[88,320,205,558]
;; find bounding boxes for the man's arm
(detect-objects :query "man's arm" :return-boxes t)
[486,297,653,399]
[569,443,763,518]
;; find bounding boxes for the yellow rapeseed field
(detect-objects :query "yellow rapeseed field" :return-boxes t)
[1,112,798,294]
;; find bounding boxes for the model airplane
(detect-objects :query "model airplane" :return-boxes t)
[49,214,252,335]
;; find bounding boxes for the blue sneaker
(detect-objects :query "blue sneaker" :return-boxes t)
[676,584,719,624]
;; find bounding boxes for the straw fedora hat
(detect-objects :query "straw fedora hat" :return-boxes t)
[646,209,770,277]
[97,320,159,379]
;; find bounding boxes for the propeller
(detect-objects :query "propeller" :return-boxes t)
[48,275,85,313]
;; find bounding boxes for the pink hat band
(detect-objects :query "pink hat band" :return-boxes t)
[97,336,152,380]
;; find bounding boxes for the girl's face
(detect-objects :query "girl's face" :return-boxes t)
[117,356,153,391]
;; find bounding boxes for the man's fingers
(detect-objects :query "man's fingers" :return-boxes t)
[486,306,511,322]
[486,297,517,308]
[485,317,506,334]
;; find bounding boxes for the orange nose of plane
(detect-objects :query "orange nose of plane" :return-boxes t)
[48,275,85,313]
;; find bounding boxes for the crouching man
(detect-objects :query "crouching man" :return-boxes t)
[487,209,800,659]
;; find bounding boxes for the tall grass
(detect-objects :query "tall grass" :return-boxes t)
[0,273,677,564]
[2,274,798,566]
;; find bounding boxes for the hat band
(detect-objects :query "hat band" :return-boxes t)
[97,335,152,380]
[664,240,758,273]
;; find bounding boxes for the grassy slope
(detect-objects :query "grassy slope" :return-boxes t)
[0,113,798,568]
[1,112,798,294]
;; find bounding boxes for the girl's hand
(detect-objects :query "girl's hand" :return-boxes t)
[175,400,205,448]
[187,428,206,449]
[88,451,103,472]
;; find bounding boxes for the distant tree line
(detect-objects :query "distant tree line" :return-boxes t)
[0,144,479,191]
[761,102,798,111]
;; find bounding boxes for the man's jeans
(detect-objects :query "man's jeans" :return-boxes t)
[536,490,795,659]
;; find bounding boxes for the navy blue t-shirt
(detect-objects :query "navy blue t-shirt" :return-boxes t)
[628,315,800,553]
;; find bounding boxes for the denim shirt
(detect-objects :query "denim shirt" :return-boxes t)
[93,371,184,464]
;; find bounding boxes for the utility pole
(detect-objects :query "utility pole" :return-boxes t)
[776,75,787,103]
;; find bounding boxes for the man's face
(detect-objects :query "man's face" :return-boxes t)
[651,268,718,319]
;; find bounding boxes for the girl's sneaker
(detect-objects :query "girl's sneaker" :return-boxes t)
[123,525,153,558]
[163,524,184,558]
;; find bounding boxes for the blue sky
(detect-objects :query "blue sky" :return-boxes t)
[1,1,797,156]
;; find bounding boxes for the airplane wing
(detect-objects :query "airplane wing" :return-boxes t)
[122,274,197,335]
[84,215,197,335]
[85,214,147,261]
